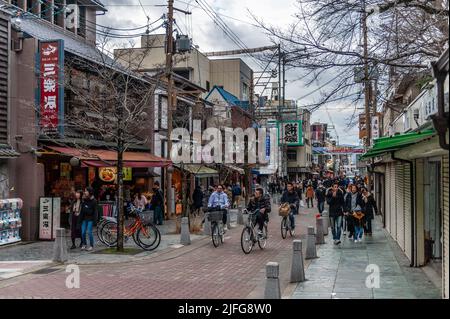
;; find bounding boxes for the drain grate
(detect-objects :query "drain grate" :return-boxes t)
[31,267,61,275]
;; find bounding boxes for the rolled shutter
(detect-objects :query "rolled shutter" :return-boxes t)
[396,162,404,249]
[404,162,412,260]
[442,156,449,299]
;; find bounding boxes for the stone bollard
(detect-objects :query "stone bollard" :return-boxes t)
[53,228,68,263]
[180,217,191,245]
[316,217,325,244]
[264,262,281,299]
[237,208,244,225]
[203,212,211,235]
[306,226,318,259]
[322,210,329,236]
[290,240,306,283]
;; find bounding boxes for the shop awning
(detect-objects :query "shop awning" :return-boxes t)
[0,144,20,159]
[223,164,245,174]
[360,129,436,160]
[45,146,172,168]
[175,164,219,177]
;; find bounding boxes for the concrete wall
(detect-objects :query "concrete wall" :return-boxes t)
[210,59,251,101]
[8,37,45,240]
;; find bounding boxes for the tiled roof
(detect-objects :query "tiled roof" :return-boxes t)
[0,144,20,158]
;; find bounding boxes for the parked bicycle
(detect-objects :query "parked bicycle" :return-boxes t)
[240,208,268,254]
[98,205,161,251]
[207,210,225,247]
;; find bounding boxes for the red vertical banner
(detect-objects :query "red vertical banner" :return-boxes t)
[39,41,62,134]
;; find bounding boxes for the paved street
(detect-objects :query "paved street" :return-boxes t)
[0,197,441,299]
[291,217,441,299]
[0,197,316,299]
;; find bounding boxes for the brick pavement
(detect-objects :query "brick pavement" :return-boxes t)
[0,196,320,299]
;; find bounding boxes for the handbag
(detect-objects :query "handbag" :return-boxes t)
[278,203,290,217]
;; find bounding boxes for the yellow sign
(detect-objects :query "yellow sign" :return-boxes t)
[60,163,71,179]
[123,167,132,181]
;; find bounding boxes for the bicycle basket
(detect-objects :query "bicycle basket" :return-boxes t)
[278,203,290,217]
[207,211,224,222]
[139,210,154,224]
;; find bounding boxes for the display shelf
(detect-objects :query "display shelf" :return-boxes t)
[0,199,23,246]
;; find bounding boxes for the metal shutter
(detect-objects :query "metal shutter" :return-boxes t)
[385,163,391,233]
[396,162,405,249]
[404,162,412,260]
[0,16,8,144]
[442,156,449,299]
[391,163,397,240]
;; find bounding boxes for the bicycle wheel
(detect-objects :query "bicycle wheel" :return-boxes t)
[100,221,118,247]
[211,222,221,247]
[241,226,254,254]
[281,217,288,239]
[96,220,105,244]
[136,224,161,251]
[258,224,268,250]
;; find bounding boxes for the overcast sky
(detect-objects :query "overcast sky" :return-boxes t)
[98,0,361,146]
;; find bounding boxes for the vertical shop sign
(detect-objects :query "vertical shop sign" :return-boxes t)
[39,40,64,136]
[39,197,52,240]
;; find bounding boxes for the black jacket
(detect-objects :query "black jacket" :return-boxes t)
[192,188,203,208]
[247,194,271,214]
[150,188,164,207]
[315,187,326,203]
[362,193,377,219]
[281,190,299,207]
[344,192,365,213]
[79,198,98,222]
[326,188,345,217]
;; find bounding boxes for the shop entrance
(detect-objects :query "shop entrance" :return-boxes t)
[424,159,442,268]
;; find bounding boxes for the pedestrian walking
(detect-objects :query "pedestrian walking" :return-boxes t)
[150,181,165,225]
[361,187,377,236]
[68,190,83,249]
[352,205,365,242]
[192,185,204,216]
[232,182,242,208]
[344,184,364,240]
[80,187,98,251]
[305,184,315,208]
[315,182,326,215]
[326,182,345,245]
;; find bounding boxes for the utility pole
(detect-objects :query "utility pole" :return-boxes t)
[362,0,372,191]
[165,0,175,218]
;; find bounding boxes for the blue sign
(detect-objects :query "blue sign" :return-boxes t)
[265,132,270,161]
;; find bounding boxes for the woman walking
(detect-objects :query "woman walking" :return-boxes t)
[80,187,98,251]
[69,190,83,249]
[352,205,365,242]
[305,184,315,208]
[361,187,377,235]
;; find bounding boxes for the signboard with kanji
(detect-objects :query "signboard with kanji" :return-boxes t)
[278,120,303,146]
[38,40,64,135]
[39,197,53,240]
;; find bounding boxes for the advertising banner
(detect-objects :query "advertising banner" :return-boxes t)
[278,120,303,146]
[39,40,64,135]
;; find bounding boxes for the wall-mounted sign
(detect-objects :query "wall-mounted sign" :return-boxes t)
[278,120,303,146]
[99,167,117,182]
[123,167,132,181]
[38,40,64,135]
[60,163,71,179]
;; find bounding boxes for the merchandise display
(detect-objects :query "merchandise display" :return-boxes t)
[0,198,23,246]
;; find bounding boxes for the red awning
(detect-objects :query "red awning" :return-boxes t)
[45,146,172,168]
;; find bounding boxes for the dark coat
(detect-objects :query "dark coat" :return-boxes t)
[68,200,82,238]
[150,188,164,207]
[79,198,98,222]
[247,194,271,213]
[281,190,299,207]
[344,192,365,213]
[326,188,345,217]
[315,187,326,203]
[362,193,377,219]
[192,188,203,208]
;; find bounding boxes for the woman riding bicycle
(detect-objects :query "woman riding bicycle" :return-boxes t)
[246,188,271,237]
[280,182,299,230]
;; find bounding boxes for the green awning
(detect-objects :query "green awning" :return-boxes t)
[361,129,436,159]
[175,164,219,177]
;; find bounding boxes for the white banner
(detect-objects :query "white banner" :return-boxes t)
[39,197,53,240]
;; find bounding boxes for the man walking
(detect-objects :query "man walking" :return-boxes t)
[150,181,165,225]
[326,182,345,245]
[315,182,326,215]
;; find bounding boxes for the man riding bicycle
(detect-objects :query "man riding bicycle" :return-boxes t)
[246,188,271,237]
[280,182,299,230]
[207,184,230,230]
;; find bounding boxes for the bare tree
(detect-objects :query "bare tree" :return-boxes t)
[252,0,449,122]
[53,35,159,251]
